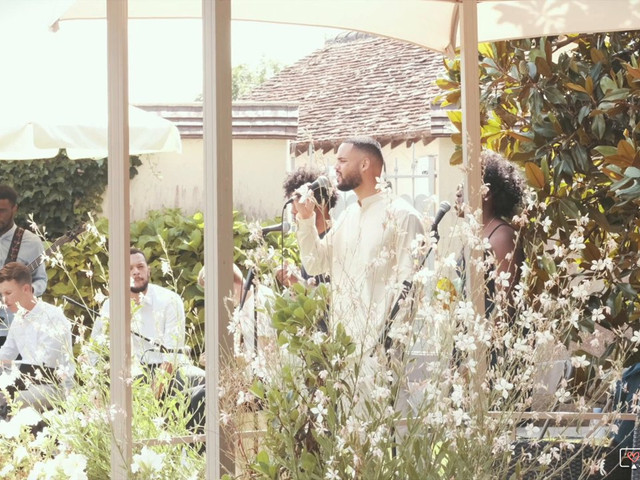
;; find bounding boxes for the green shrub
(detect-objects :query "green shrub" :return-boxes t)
[0,153,141,239]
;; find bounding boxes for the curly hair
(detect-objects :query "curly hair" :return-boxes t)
[482,150,524,219]
[282,166,338,209]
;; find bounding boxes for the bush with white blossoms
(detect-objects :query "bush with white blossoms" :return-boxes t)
[0,233,206,479]
[222,188,639,480]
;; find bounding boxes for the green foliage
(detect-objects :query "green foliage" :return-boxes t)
[195,58,283,101]
[231,59,283,100]
[437,31,640,367]
[0,152,141,239]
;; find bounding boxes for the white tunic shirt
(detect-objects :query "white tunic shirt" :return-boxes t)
[0,301,74,384]
[93,283,186,365]
[297,192,424,352]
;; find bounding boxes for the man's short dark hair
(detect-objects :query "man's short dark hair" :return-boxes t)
[0,262,32,286]
[0,185,18,206]
[283,167,338,209]
[130,247,148,263]
[343,136,384,168]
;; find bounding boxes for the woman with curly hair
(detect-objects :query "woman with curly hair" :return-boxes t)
[480,150,525,309]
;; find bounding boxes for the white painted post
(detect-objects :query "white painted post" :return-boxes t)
[203,0,234,478]
[460,0,487,411]
[106,0,132,478]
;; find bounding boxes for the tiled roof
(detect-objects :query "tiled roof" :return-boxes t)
[242,32,446,155]
[137,102,298,139]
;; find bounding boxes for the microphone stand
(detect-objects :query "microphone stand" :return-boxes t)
[63,295,188,355]
[239,268,258,355]
[378,214,444,352]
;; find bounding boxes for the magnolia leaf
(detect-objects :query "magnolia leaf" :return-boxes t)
[478,42,494,59]
[506,131,533,142]
[591,48,606,64]
[625,166,640,178]
[627,64,640,79]
[450,149,463,165]
[592,145,617,158]
[451,133,462,145]
[535,56,553,77]
[582,241,601,263]
[604,154,634,169]
[525,162,545,189]
[602,87,630,101]
[446,110,463,131]
[559,198,581,219]
[617,139,637,161]
[618,181,640,198]
[592,114,605,140]
[585,76,594,95]
[599,76,617,95]
[566,82,588,94]
[602,166,624,181]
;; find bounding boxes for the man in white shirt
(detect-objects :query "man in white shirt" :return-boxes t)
[0,262,73,416]
[293,136,425,354]
[91,248,187,375]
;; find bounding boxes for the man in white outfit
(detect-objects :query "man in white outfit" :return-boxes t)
[0,262,73,416]
[293,136,425,354]
[91,248,190,390]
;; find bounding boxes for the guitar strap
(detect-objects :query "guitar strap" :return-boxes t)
[5,227,25,265]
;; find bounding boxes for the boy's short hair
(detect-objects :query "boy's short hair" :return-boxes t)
[0,262,32,286]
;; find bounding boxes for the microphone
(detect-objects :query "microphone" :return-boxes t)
[431,201,452,232]
[239,268,255,310]
[284,175,332,206]
[261,221,291,236]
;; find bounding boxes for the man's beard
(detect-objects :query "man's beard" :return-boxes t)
[337,172,361,192]
[130,279,149,294]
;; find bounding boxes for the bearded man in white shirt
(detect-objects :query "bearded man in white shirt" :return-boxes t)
[0,262,73,416]
[91,248,189,387]
[293,136,425,355]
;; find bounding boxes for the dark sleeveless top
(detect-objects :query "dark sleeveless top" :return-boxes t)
[485,221,523,316]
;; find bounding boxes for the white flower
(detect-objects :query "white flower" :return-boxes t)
[60,453,88,480]
[525,423,540,437]
[569,233,586,251]
[555,387,570,403]
[13,445,28,465]
[571,355,590,368]
[296,184,314,204]
[0,464,14,476]
[494,378,514,399]
[311,331,325,345]
[0,407,41,439]
[131,446,165,475]
[538,452,552,466]
[160,258,172,276]
[632,330,640,344]
[541,216,553,233]
[311,403,328,424]
[375,176,391,193]
[325,468,341,480]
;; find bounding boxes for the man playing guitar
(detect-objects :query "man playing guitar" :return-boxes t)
[0,185,47,348]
